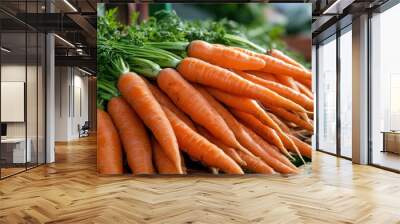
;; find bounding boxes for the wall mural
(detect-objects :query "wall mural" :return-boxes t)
[96,3,313,175]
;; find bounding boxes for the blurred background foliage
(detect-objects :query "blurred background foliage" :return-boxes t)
[99,3,311,66]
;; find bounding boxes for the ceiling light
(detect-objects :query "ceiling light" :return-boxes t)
[1,47,11,53]
[54,34,75,48]
[63,0,78,12]
[323,0,342,15]
[78,67,92,76]
[76,48,86,56]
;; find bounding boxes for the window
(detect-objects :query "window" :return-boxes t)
[339,27,352,158]
[317,36,337,154]
[370,3,400,171]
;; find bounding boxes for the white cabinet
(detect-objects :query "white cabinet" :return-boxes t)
[1,138,32,163]
[1,82,25,122]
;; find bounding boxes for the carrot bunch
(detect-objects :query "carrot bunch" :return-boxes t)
[97,37,314,176]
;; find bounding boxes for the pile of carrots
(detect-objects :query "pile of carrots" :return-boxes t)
[97,40,313,175]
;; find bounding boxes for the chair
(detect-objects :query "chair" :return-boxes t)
[78,121,90,138]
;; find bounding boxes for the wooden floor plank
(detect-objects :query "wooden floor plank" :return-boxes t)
[0,136,399,223]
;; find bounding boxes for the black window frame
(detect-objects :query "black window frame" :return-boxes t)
[314,16,353,161]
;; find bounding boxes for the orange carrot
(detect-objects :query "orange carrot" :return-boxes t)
[206,86,302,152]
[249,72,312,125]
[180,153,187,174]
[268,107,314,132]
[242,125,298,171]
[268,112,292,133]
[162,106,244,174]
[291,129,313,141]
[197,126,247,167]
[231,109,303,164]
[107,97,155,174]
[289,135,312,159]
[206,87,282,131]
[206,87,304,161]
[236,131,291,174]
[97,108,123,174]
[275,130,305,164]
[297,111,312,127]
[229,117,297,174]
[206,95,304,161]
[295,80,314,99]
[272,77,311,128]
[247,72,312,125]
[237,150,275,174]
[157,68,251,156]
[118,72,182,174]
[194,84,253,138]
[208,95,300,160]
[247,71,278,82]
[237,124,297,174]
[274,75,300,92]
[308,111,314,120]
[152,139,183,174]
[145,80,196,130]
[194,85,278,172]
[231,108,304,165]
[267,49,307,70]
[188,40,265,70]
[177,57,307,112]
[302,79,312,89]
[234,47,312,86]
[231,109,291,158]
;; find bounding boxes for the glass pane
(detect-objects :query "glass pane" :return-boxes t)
[38,32,45,165]
[339,28,352,158]
[371,4,400,171]
[317,36,337,154]
[1,30,27,177]
[27,31,38,169]
[311,45,317,149]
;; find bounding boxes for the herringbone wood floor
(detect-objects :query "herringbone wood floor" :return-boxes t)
[1,136,400,224]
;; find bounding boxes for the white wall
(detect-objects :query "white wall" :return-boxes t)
[54,66,89,141]
[1,65,40,138]
[1,65,25,138]
[1,64,46,164]
[55,66,70,141]
[71,73,89,138]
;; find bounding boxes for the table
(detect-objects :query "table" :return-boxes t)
[381,131,400,154]
[1,138,31,164]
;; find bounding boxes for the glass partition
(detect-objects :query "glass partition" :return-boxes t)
[317,35,337,154]
[0,1,46,179]
[1,31,28,178]
[38,32,45,165]
[339,27,352,158]
[27,31,38,169]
